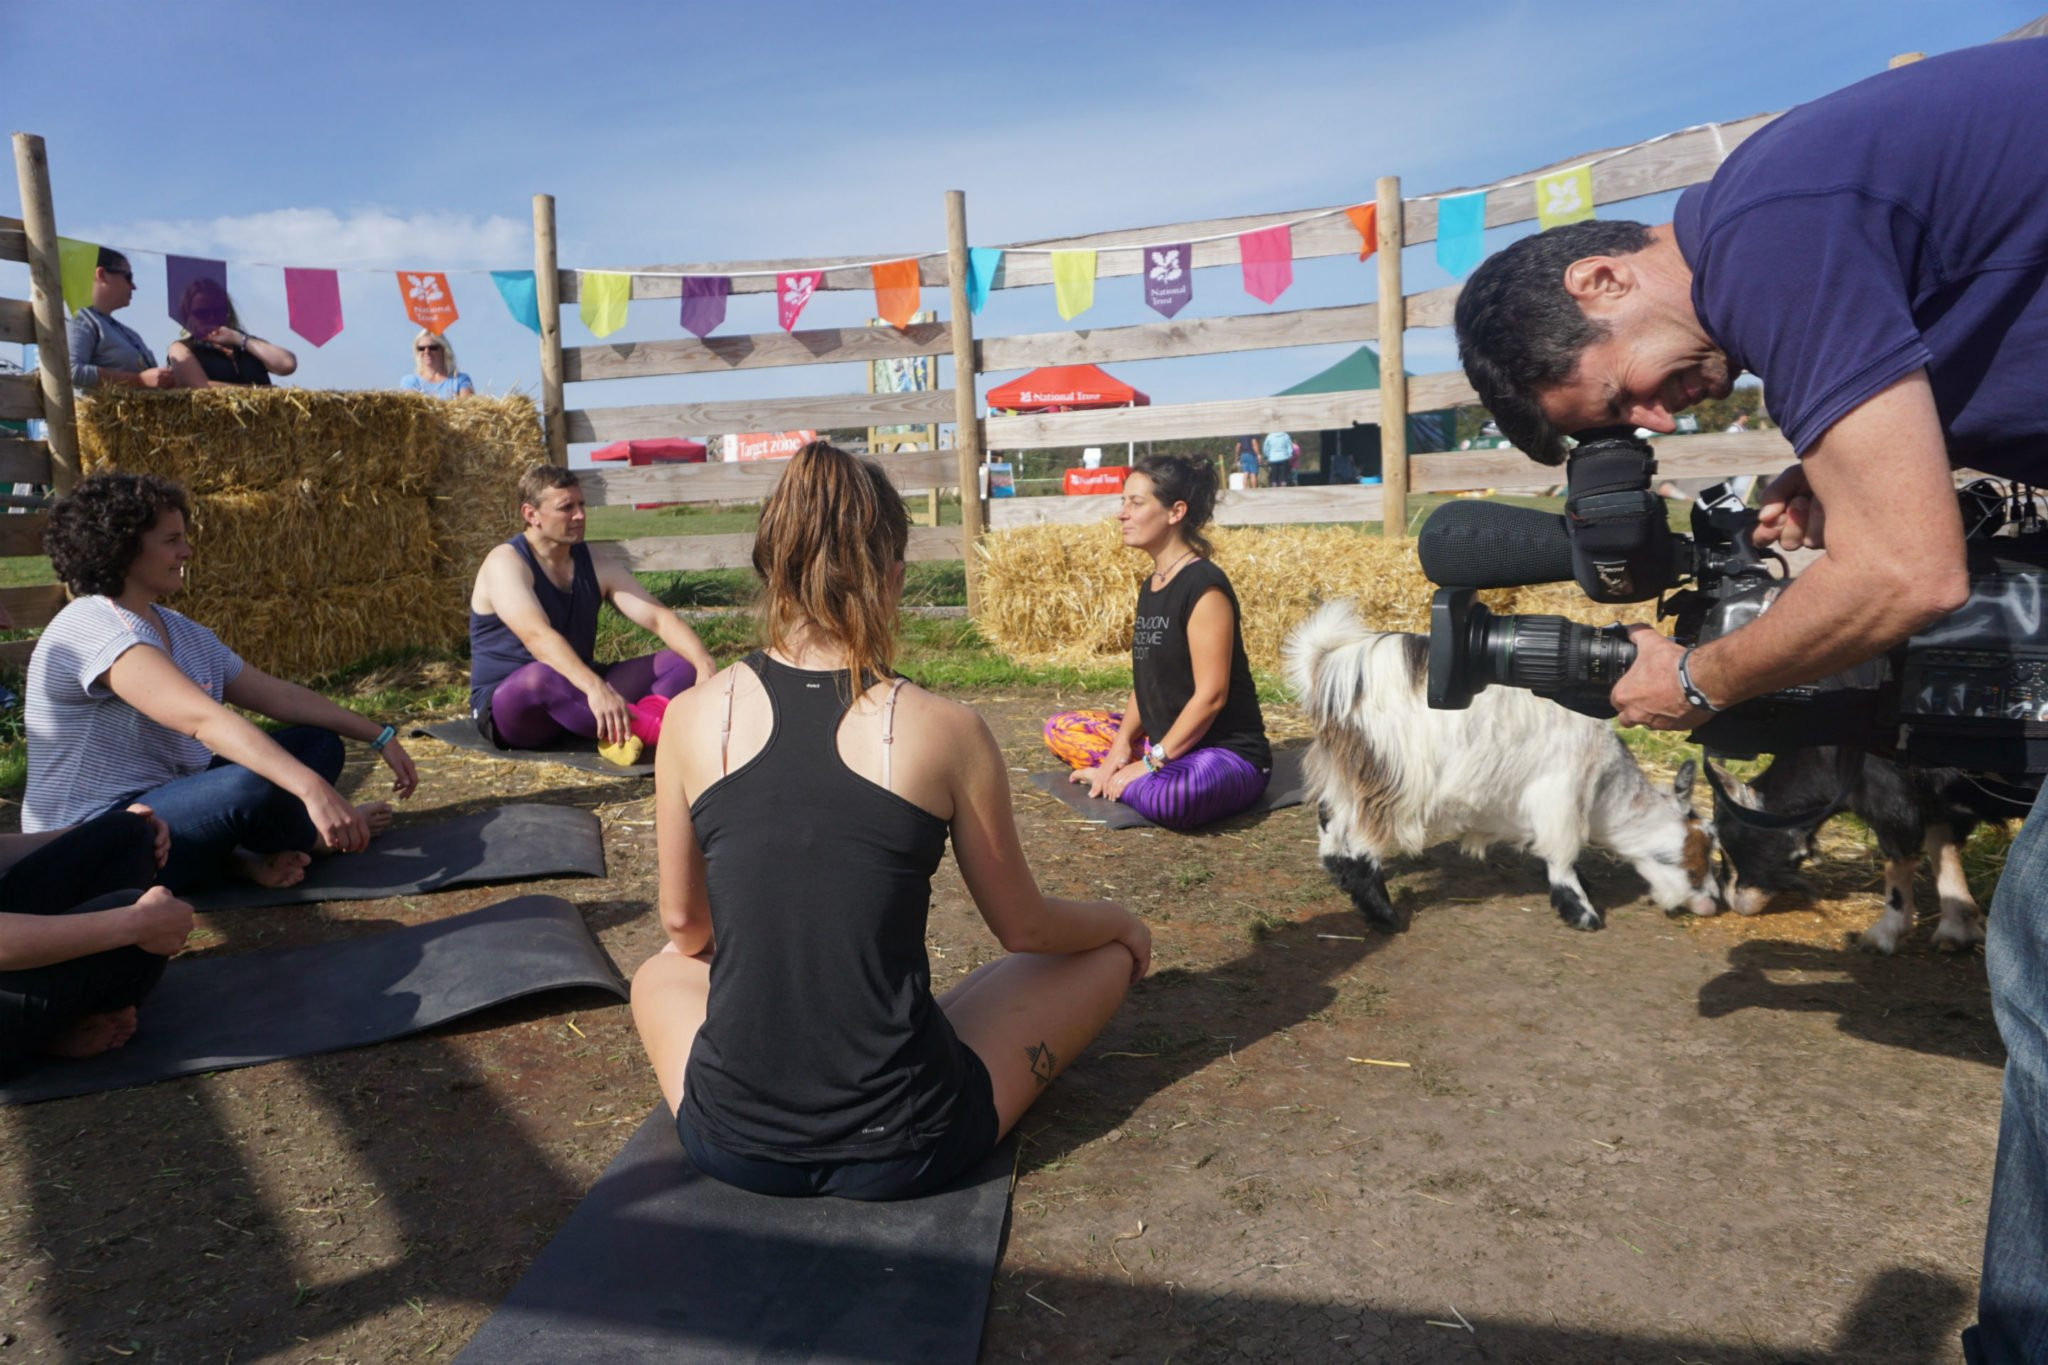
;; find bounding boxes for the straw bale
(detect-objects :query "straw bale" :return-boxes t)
[975,521,1671,674]
[79,389,445,496]
[179,573,457,682]
[426,394,547,581]
[182,486,434,595]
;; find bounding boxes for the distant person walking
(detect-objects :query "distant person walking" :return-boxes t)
[1262,430,1294,487]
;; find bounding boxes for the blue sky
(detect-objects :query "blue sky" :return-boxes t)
[5,1,2040,461]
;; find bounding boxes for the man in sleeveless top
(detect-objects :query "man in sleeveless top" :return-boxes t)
[468,465,716,753]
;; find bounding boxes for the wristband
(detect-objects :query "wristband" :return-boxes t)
[1675,649,1721,713]
[370,723,397,752]
[1144,741,1167,771]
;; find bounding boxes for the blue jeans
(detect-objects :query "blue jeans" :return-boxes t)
[1967,787,2048,1363]
[115,726,345,894]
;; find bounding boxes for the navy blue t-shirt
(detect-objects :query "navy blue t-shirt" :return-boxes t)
[1674,37,2048,479]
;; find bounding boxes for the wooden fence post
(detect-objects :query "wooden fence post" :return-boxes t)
[533,193,567,462]
[944,190,985,615]
[1374,174,1409,538]
[12,133,79,490]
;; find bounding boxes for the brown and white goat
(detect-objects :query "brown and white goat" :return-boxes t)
[1286,601,1722,932]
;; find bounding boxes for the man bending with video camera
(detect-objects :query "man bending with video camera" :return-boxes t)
[1454,38,2048,1364]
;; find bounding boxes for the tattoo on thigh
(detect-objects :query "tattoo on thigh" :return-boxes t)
[1025,1041,1057,1088]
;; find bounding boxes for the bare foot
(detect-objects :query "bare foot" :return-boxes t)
[235,849,311,887]
[358,801,394,837]
[45,1007,137,1060]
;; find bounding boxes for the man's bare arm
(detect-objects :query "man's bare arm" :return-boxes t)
[476,545,608,694]
[596,553,717,681]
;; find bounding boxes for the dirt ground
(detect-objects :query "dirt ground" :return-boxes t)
[0,689,2007,1364]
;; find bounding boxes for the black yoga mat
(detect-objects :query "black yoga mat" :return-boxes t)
[1027,745,1310,830]
[457,1108,1015,1364]
[411,720,655,776]
[0,895,625,1105]
[185,804,606,911]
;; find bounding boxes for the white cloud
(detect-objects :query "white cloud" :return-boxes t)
[72,207,530,272]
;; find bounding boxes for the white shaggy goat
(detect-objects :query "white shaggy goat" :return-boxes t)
[1286,601,1722,932]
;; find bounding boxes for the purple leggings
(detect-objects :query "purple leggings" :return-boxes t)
[489,651,697,749]
[1043,710,1270,831]
[1121,746,1270,830]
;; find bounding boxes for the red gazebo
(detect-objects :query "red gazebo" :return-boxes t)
[588,438,708,509]
[985,364,1149,413]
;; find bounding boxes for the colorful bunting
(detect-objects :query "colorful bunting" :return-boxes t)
[283,268,343,347]
[1436,192,1486,279]
[1238,225,1292,304]
[1345,204,1378,262]
[1050,249,1096,321]
[57,237,99,317]
[578,271,630,338]
[398,270,459,334]
[1144,243,1192,319]
[167,255,230,335]
[680,276,731,338]
[967,248,1001,314]
[776,270,822,331]
[1535,164,1594,229]
[491,270,541,334]
[872,258,920,329]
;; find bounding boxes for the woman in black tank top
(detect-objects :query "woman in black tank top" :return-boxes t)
[1045,454,1272,830]
[630,442,1150,1201]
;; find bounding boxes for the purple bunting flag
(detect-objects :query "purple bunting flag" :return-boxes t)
[284,267,343,347]
[680,276,731,338]
[167,254,230,336]
[1144,242,1193,319]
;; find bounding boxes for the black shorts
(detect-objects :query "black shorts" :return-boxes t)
[676,1043,1000,1201]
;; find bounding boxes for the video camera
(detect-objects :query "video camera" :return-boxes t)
[1417,430,2048,778]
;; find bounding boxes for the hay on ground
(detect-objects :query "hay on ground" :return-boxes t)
[975,521,1669,674]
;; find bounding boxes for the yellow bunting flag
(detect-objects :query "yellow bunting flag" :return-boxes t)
[872,259,920,329]
[1344,204,1377,261]
[579,271,631,338]
[1050,249,1097,320]
[57,237,100,316]
[1535,164,1595,230]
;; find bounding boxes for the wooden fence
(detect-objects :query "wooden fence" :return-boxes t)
[0,133,82,670]
[536,109,1800,603]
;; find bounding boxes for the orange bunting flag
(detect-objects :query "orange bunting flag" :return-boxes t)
[398,271,458,334]
[1345,204,1378,261]
[872,258,920,329]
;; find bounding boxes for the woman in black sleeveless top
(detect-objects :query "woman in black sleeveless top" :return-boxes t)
[1046,454,1271,829]
[165,282,296,389]
[631,442,1150,1200]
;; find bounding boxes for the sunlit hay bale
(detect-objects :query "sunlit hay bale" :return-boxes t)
[78,389,442,495]
[180,486,434,596]
[428,394,546,582]
[178,573,454,681]
[976,521,1672,674]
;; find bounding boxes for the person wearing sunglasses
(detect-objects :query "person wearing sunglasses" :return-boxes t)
[165,278,296,389]
[65,249,177,391]
[400,330,474,399]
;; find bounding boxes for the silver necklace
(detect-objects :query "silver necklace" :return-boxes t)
[1151,549,1197,587]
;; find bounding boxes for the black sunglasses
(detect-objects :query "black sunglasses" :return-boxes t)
[416,344,442,352]
[106,269,134,282]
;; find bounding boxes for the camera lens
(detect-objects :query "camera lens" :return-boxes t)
[1429,589,1636,711]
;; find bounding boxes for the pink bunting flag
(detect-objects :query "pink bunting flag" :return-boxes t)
[777,270,822,332]
[1238,225,1293,304]
[283,268,343,347]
